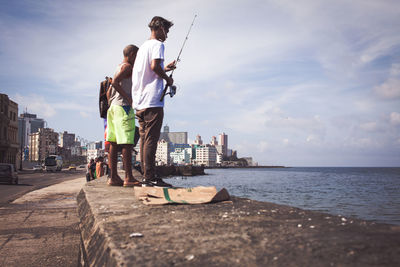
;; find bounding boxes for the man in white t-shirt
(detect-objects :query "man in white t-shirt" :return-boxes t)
[132,16,176,187]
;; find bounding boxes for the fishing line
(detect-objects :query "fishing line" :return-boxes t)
[160,14,197,101]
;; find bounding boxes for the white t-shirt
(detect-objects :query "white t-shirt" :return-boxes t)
[132,39,165,110]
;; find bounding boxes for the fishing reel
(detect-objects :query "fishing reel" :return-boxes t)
[160,84,176,101]
[166,85,177,97]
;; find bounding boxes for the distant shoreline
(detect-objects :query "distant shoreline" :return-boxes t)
[205,165,286,169]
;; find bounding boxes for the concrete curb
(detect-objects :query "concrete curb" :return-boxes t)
[77,176,400,266]
[77,188,120,267]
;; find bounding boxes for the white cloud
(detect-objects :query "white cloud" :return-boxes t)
[354,99,375,112]
[268,115,324,132]
[13,93,94,119]
[273,0,400,79]
[390,63,400,76]
[306,134,322,144]
[349,138,375,149]
[79,111,91,118]
[374,78,400,99]
[390,112,400,126]
[14,93,56,118]
[359,121,378,132]
[374,63,400,99]
[282,139,289,146]
[258,141,269,152]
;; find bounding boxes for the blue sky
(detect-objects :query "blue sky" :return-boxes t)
[1,0,399,166]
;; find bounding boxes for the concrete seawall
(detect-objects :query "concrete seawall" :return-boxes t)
[154,165,205,177]
[77,176,400,266]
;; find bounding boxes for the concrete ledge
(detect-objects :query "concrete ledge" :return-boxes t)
[155,165,205,177]
[77,176,400,266]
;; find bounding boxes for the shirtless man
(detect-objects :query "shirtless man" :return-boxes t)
[106,44,140,186]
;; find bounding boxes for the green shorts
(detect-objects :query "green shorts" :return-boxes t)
[106,105,135,144]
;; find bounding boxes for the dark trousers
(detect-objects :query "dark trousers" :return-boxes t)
[136,107,163,180]
[86,172,91,182]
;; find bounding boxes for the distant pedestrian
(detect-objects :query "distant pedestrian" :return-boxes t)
[96,156,105,178]
[106,44,141,187]
[86,160,92,182]
[87,159,96,181]
[132,16,176,187]
[94,158,99,179]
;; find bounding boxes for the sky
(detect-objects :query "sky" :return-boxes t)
[1,0,400,167]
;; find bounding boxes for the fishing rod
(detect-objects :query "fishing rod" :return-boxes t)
[160,14,197,102]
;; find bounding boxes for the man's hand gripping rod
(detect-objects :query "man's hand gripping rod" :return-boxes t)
[160,15,197,102]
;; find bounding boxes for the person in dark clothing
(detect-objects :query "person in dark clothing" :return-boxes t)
[90,159,96,180]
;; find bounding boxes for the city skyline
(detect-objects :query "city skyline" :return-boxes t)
[1,0,399,166]
[11,107,243,166]
[16,109,232,147]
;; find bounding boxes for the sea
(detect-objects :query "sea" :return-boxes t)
[169,167,400,225]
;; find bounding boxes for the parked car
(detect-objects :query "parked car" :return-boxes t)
[68,165,76,171]
[33,165,43,172]
[0,163,18,185]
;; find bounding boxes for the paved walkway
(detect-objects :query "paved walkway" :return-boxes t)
[0,177,86,267]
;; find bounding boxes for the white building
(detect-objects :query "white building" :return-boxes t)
[71,146,82,156]
[194,134,203,145]
[216,153,223,164]
[210,136,218,146]
[81,147,87,157]
[170,148,192,165]
[194,145,217,167]
[87,149,104,162]
[87,141,102,150]
[155,139,170,165]
[214,145,223,155]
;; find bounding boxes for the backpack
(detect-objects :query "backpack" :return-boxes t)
[99,76,112,118]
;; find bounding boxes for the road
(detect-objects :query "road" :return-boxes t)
[0,169,86,205]
[0,169,87,267]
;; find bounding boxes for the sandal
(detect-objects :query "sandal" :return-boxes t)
[107,178,124,186]
[123,179,142,187]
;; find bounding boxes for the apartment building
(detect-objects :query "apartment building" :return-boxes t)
[155,139,170,165]
[60,131,75,148]
[194,134,203,145]
[86,141,103,162]
[86,149,105,162]
[18,112,45,149]
[0,94,19,168]
[170,147,192,165]
[193,144,217,167]
[29,128,59,162]
[218,132,228,157]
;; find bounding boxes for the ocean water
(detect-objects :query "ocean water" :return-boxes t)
[169,167,400,225]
